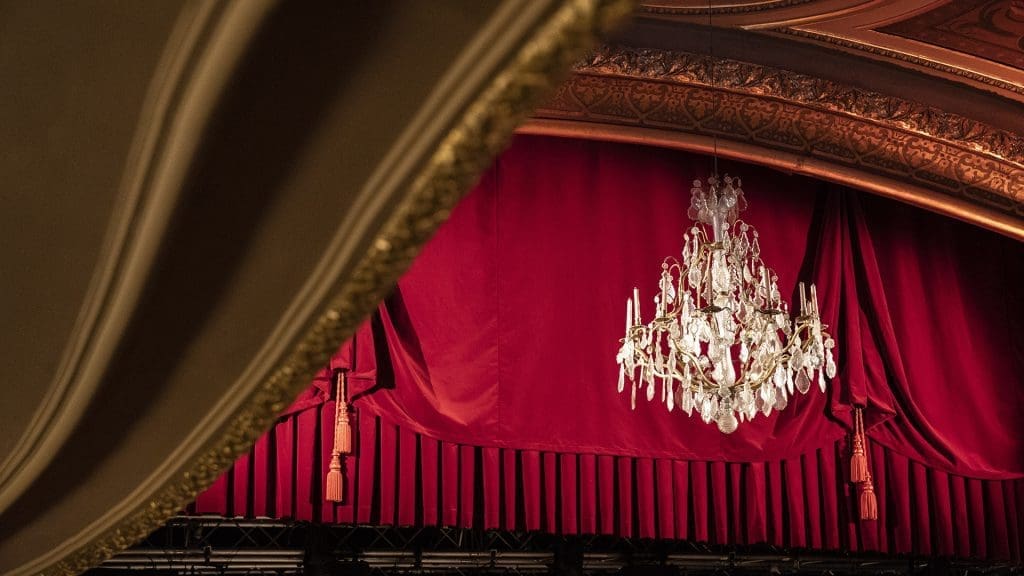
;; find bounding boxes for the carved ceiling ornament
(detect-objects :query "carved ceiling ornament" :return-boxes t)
[629,2,1024,101]
[531,45,1024,238]
[879,1,1024,70]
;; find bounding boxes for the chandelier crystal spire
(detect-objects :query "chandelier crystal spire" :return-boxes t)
[615,175,836,433]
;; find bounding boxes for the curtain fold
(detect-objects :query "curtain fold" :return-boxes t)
[192,135,1023,562]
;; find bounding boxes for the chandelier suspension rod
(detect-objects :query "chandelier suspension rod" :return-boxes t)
[708,0,718,177]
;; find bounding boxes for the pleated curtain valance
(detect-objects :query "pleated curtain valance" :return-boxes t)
[193,406,1024,560]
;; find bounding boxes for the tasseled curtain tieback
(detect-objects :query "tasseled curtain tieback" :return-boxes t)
[325,369,352,503]
[850,406,877,520]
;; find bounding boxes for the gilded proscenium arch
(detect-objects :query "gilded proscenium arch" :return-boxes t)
[524,45,1024,241]
[26,1,634,575]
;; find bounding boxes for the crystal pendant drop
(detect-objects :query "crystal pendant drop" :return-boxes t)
[716,403,739,434]
[774,390,788,410]
[700,397,714,424]
[760,386,774,417]
[737,387,753,414]
[825,351,837,379]
[773,364,785,388]
[796,369,811,394]
[688,265,702,288]
[680,387,693,416]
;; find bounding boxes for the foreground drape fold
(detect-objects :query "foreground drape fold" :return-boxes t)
[193,136,1024,561]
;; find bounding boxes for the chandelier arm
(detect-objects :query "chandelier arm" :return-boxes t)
[633,318,829,393]
[641,342,730,392]
[733,320,819,390]
[646,362,715,393]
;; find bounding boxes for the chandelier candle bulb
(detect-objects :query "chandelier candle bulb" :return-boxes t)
[633,287,640,324]
[625,298,632,333]
[615,174,835,433]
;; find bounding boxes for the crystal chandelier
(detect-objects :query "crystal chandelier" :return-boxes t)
[615,175,836,433]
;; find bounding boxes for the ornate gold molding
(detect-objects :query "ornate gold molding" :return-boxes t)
[41,1,633,575]
[531,45,1024,237]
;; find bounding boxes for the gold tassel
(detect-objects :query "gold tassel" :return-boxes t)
[850,407,878,521]
[325,454,343,502]
[850,407,868,483]
[859,472,878,521]
[325,370,351,503]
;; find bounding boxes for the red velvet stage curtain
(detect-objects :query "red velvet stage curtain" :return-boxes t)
[194,409,1024,560]
[193,136,1024,561]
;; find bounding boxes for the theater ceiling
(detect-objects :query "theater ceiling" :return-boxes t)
[526,0,1024,238]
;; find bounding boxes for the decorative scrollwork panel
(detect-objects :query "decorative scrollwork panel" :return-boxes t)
[533,46,1024,236]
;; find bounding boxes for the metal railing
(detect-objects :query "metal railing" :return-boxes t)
[87,516,1020,575]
